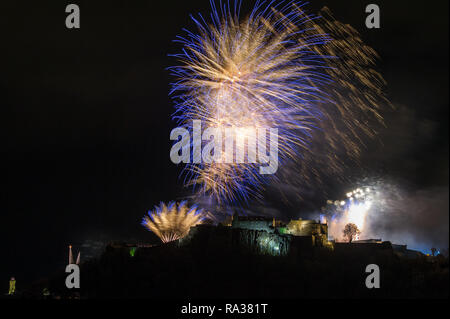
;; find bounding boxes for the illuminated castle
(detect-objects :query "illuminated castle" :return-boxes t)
[284,219,329,247]
[222,215,333,255]
[231,214,327,236]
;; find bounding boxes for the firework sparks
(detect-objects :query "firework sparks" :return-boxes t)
[142,201,206,243]
[326,186,375,241]
[170,1,389,205]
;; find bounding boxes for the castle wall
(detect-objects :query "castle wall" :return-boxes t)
[231,220,274,233]
[286,220,327,237]
[182,224,333,257]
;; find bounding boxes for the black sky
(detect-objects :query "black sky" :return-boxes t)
[0,0,448,283]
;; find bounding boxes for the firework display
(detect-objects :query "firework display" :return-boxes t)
[142,201,206,243]
[3,0,448,302]
[323,187,374,240]
[170,1,389,204]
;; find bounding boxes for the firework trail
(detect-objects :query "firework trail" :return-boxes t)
[170,1,389,205]
[142,201,206,243]
[277,7,389,200]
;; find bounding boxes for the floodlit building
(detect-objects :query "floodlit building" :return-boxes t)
[229,215,333,254]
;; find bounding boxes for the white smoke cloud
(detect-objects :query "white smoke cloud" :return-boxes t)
[328,184,449,253]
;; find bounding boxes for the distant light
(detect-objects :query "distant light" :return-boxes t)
[340,201,346,206]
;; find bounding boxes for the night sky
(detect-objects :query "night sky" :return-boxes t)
[0,0,448,284]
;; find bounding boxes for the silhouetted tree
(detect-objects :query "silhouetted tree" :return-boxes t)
[343,223,361,243]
